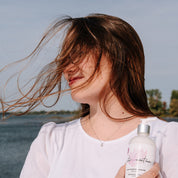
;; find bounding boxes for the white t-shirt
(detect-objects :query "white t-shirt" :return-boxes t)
[20,117,178,178]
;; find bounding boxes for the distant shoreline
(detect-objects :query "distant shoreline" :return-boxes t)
[1,110,178,120]
[0,110,80,115]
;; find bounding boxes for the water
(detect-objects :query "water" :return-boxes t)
[0,115,177,178]
[0,114,72,178]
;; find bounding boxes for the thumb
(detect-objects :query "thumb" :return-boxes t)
[115,165,126,178]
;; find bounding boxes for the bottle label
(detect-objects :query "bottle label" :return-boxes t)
[125,143,155,178]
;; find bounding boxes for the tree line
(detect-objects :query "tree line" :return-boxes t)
[146,89,178,117]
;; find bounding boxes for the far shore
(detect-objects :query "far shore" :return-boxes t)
[0,111,178,120]
[0,110,79,115]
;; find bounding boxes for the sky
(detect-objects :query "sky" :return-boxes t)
[0,0,178,111]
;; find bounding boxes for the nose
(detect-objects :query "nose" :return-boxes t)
[64,62,79,75]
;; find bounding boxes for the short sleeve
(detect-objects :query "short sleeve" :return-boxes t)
[20,122,61,178]
[160,122,178,178]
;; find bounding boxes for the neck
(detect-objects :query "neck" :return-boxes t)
[87,95,136,133]
[89,94,133,121]
[82,104,141,142]
[80,92,142,142]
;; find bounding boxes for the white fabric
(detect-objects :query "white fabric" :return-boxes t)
[20,117,178,178]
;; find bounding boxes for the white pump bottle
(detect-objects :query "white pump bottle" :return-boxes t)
[125,118,156,178]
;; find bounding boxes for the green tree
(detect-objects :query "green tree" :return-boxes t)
[146,89,163,115]
[169,90,178,117]
[171,90,178,100]
[169,99,178,117]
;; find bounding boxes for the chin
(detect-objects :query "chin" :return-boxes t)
[71,90,98,104]
[71,92,87,103]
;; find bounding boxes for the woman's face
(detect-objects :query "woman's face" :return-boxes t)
[63,55,112,105]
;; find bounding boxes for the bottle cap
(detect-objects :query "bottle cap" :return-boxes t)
[137,117,156,134]
[137,124,150,134]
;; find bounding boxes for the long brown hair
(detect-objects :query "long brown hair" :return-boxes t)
[0,13,154,119]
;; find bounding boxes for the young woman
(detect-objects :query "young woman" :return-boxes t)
[2,14,178,178]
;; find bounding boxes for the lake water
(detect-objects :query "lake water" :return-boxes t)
[0,115,177,178]
[0,114,72,178]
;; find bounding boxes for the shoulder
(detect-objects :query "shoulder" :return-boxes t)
[42,118,80,130]
[39,118,80,138]
[149,117,178,149]
[152,118,178,177]
[150,117,178,134]
[33,118,80,153]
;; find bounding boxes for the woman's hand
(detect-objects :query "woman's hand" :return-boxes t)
[115,164,126,178]
[115,163,160,178]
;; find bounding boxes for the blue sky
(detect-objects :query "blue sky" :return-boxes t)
[0,0,178,111]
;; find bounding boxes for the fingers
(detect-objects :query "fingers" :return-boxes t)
[115,165,126,178]
[138,163,160,178]
[116,163,160,178]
